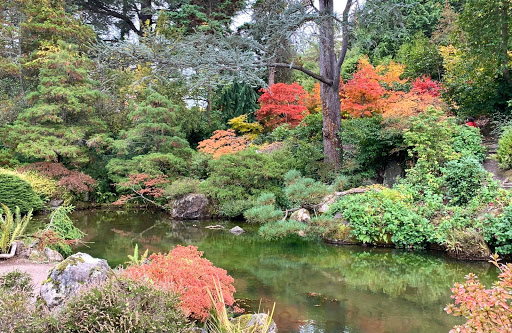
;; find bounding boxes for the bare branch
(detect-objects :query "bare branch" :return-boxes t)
[270,62,332,85]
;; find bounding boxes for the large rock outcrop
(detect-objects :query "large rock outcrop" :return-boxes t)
[172,193,210,220]
[40,252,111,309]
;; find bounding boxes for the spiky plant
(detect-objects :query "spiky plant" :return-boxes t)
[0,203,32,254]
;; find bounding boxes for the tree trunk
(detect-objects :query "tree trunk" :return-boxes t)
[268,66,276,86]
[502,1,511,84]
[318,0,342,169]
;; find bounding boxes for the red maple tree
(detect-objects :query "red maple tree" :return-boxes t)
[256,83,309,130]
[122,245,237,321]
[112,173,169,207]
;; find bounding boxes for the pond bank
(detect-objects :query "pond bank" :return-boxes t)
[49,209,499,333]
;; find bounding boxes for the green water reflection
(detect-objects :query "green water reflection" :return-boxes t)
[67,210,498,333]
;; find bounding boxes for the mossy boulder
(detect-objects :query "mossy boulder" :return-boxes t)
[40,252,111,309]
[445,229,491,260]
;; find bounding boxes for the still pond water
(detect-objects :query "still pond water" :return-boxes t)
[66,210,498,333]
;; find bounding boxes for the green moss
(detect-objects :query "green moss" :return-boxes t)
[55,256,85,273]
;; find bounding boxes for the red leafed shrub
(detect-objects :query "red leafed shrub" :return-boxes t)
[19,162,96,193]
[113,173,169,207]
[411,76,442,97]
[445,254,512,332]
[122,245,236,321]
[256,83,309,130]
[197,129,248,159]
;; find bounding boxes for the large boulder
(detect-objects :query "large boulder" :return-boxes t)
[290,208,311,223]
[231,313,278,333]
[445,229,491,260]
[40,252,111,309]
[172,193,210,220]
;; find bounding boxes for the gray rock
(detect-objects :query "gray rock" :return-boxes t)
[44,247,64,262]
[171,193,210,220]
[383,159,404,187]
[290,208,311,222]
[232,313,278,333]
[40,252,111,309]
[29,248,63,263]
[48,199,64,209]
[318,194,338,214]
[230,226,245,235]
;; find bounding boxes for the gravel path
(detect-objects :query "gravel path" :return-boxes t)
[0,259,55,295]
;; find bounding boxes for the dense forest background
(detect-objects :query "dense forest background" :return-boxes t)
[0,0,511,210]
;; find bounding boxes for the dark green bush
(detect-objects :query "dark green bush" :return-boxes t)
[442,156,492,206]
[200,149,287,218]
[0,173,43,212]
[56,279,191,333]
[484,206,512,255]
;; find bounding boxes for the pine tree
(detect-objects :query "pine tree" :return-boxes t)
[4,41,104,165]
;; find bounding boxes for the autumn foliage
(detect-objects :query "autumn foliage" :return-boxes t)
[197,129,248,158]
[339,59,444,121]
[445,255,512,333]
[112,173,169,206]
[256,83,309,130]
[19,162,96,194]
[122,245,236,321]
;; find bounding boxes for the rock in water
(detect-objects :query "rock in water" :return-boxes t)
[172,193,210,220]
[231,313,278,333]
[40,252,111,309]
[230,226,245,235]
[290,208,311,222]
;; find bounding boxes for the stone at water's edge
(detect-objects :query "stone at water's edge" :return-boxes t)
[290,208,311,222]
[29,247,63,263]
[230,226,245,235]
[172,193,210,219]
[232,313,278,333]
[40,252,111,309]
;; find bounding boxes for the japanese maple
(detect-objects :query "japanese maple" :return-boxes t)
[112,173,169,207]
[340,59,388,117]
[256,83,309,130]
[122,245,236,321]
[197,129,248,158]
[19,162,96,194]
[445,254,512,333]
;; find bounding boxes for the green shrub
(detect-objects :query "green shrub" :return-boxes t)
[0,270,32,293]
[1,168,60,202]
[200,149,287,218]
[219,200,255,219]
[497,126,512,169]
[342,116,403,172]
[44,206,84,256]
[0,204,32,254]
[56,279,192,333]
[484,205,512,255]
[258,219,308,240]
[165,178,201,199]
[0,173,43,212]
[283,170,329,207]
[0,288,47,333]
[328,188,432,248]
[442,156,491,206]
[244,204,284,224]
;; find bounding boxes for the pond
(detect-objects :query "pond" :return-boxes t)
[65,209,498,333]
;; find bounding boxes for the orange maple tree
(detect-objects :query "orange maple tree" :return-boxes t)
[197,129,248,158]
[123,245,237,321]
[256,83,309,130]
